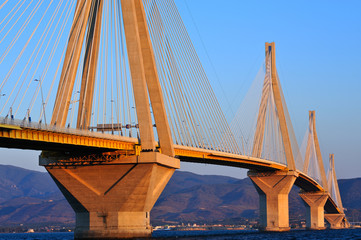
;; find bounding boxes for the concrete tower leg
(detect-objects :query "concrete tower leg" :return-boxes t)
[248,170,298,232]
[325,213,345,229]
[299,192,328,230]
[41,152,179,239]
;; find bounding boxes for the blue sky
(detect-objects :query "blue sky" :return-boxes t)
[1,0,360,180]
[176,0,361,179]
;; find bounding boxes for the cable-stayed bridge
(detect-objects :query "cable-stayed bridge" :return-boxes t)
[0,0,349,238]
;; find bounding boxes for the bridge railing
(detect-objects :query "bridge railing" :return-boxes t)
[0,117,138,143]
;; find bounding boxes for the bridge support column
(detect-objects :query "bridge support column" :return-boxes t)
[248,170,298,232]
[325,213,346,229]
[40,152,179,239]
[299,192,328,230]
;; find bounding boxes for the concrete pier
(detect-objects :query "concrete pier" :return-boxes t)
[248,170,298,232]
[325,213,346,229]
[299,191,328,230]
[41,152,179,239]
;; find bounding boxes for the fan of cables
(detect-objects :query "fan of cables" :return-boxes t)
[0,0,240,153]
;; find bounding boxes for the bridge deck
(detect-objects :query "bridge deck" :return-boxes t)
[0,121,341,214]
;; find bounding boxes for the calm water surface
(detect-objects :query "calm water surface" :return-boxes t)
[0,229,360,239]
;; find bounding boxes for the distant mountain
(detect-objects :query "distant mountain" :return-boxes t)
[152,171,307,225]
[0,164,360,225]
[0,165,61,202]
[152,173,259,225]
[0,165,73,225]
[339,178,361,209]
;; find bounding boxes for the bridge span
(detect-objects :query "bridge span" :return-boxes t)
[0,0,348,239]
[0,115,344,220]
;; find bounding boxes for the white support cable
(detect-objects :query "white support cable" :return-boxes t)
[162,1,218,149]
[0,2,41,97]
[27,0,65,114]
[0,0,41,63]
[0,0,32,45]
[6,1,54,117]
[0,0,25,32]
[147,7,180,144]
[39,0,76,122]
[166,1,236,152]
[43,0,76,117]
[0,0,306,160]
[152,0,239,152]
[0,0,10,11]
[148,6,189,145]
[110,0,114,132]
[113,0,122,135]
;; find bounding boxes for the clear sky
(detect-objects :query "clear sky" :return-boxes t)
[1,0,360,180]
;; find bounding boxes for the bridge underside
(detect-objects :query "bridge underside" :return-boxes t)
[0,124,342,217]
[0,125,136,155]
[0,136,115,154]
[178,155,285,172]
[295,175,322,192]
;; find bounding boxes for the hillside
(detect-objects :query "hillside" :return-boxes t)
[0,165,73,224]
[152,172,307,225]
[0,164,360,225]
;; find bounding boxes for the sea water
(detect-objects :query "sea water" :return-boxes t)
[0,229,360,239]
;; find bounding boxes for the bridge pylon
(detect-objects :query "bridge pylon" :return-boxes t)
[248,170,298,231]
[299,111,329,230]
[42,0,179,239]
[325,154,349,229]
[299,192,328,230]
[42,152,179,239]
[248,42,298,232]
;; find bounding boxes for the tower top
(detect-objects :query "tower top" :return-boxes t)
[265,42,275,55]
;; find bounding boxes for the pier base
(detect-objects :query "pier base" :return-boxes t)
[325,213,346,229]
[248,170,298,232]
[299,192,328,230]
[41,152,179,239]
